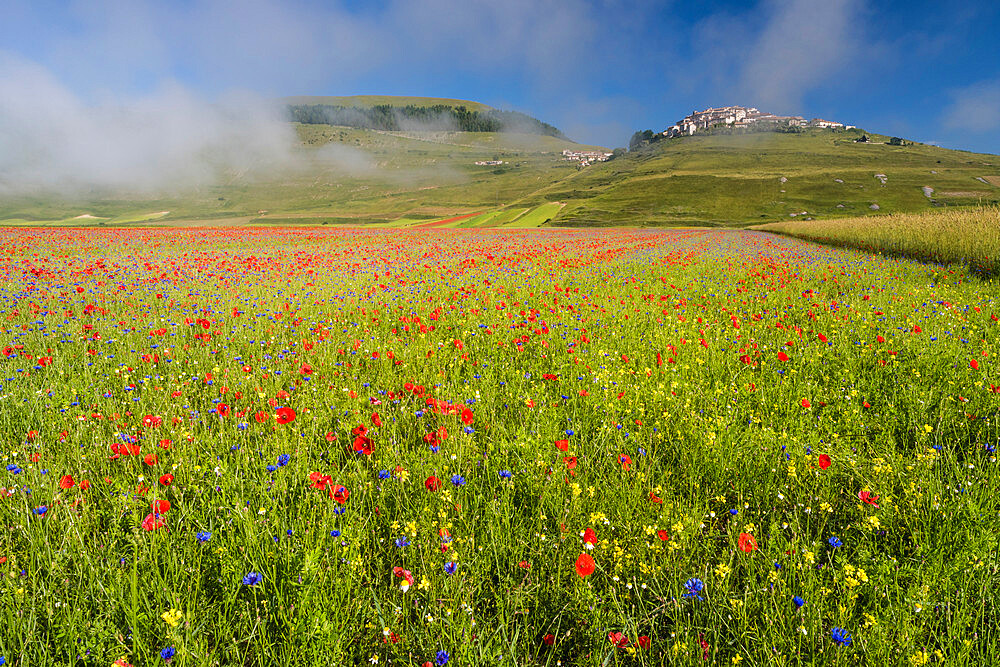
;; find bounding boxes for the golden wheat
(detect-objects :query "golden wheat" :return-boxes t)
[756,206,1000,275]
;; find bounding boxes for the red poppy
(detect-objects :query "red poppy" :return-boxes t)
[255,411,269,423]
[518,560,531,569]
[649,492,663,504]
[801,398,811,408]
[619,454,632,471]
[331,485,349,504]
[582,527,597,546]
[575,553,596,577]
[777,351,790,362]
[58,475,75,489]
[738,532,758,552]
[353,435,373,456]
[656,529,669,541]
[555,439,569,451]
[309,471,332,489]
[970,359,980,370]
[637,636,651,650]
[858,490,880,508]
[275,407,296,424]
[141,512,166,531]
[159,473,174,486]
[425,476,441,492]
[143,453,158,466]
[817,454,831,470]
[607,632,628,648]
[371,412,382,427]
[460,406,474,425]
[217,404,230,417]
[542,634,555,646]
[151,499,170,514]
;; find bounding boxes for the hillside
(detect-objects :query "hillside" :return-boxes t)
[0,121,604,226]
[527,128,1000,226]
[3,118,999,229]
[280,95,493,112]
[286,98,565,138]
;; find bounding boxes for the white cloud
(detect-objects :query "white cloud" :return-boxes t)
[943,79,1000,133]
[740,0,865,109]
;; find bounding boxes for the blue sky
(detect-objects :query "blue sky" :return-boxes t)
[2,0,999,153]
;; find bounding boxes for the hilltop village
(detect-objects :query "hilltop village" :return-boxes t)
[665,105,854,137]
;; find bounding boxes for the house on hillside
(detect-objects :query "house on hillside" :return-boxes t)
[809,119,845,129]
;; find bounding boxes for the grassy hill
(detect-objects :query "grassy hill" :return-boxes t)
[3,118,998,229]
[280,95,493,112]
[528,128,1000,227]
[0,122,604,226]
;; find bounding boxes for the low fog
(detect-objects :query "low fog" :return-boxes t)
[0,55,309,195]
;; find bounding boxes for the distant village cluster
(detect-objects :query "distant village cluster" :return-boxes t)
[474,160,507,166]
[664,106,854,137]
[562,149,614,166]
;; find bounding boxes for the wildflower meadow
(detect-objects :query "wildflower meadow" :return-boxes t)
[2,227,999,666]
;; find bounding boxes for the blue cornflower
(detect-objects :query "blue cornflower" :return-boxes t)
[6,465,21,474]
[436,650,450,666]
[793,595,806,608]
[242,572,263,586]
[729,508,738,516]
[430,444,440,454]
[450,474,465,486]
[160,646,176,660]
[444,561,457,575]
[276,454,290,467]
[682,577,705,600]
[828,536,843,548]
[333,506,345,515]
[498,470,513,479]
[330,529,341,538]
[831,627,852,647]
[33,506,47,515]
[378,470,392,480]
[565,429,575,436]
[266,465,277,472]
[395,537,410,548]
[463,426,474,435]
[196,531,212,543]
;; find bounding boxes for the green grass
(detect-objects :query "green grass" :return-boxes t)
[504,202,564,228]
[4,226,1000,666]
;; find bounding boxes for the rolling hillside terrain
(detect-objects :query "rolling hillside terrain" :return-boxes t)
[2,101,998,228]
[536,129,1000,226]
